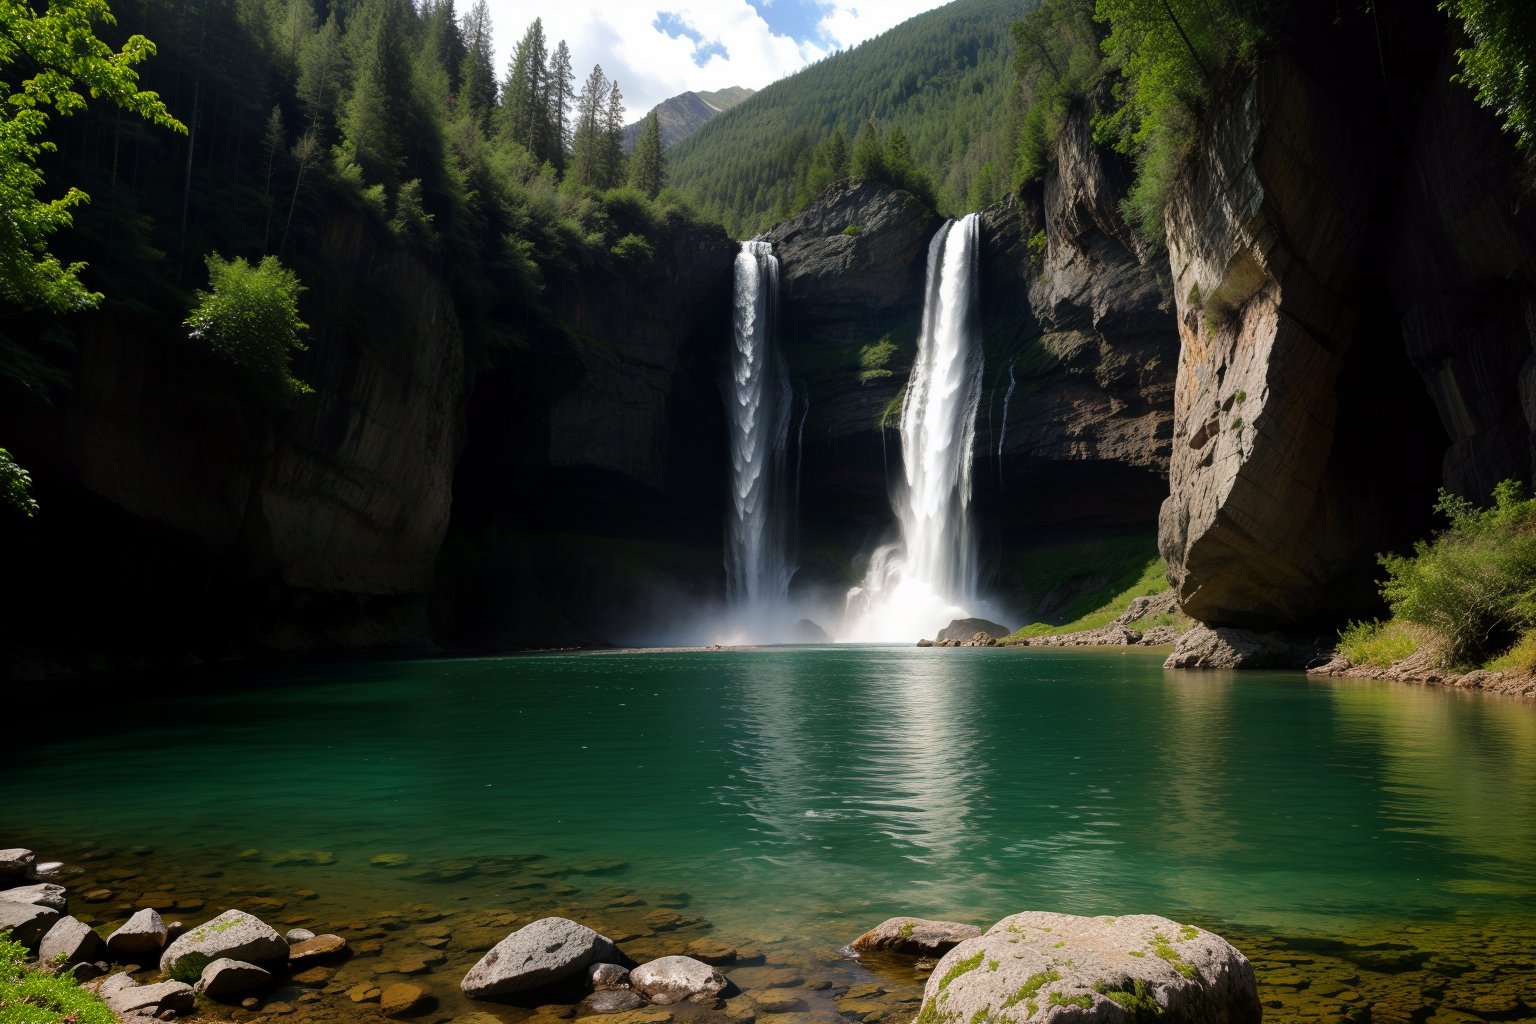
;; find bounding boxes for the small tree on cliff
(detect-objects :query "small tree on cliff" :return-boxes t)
[185,254,312,397]
[630,110,664,198]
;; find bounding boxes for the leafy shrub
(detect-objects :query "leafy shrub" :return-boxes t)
[185,254,311,396]
[164,951,213,985]
[842,224,863,236]
[1337,619,1421,668]
[1026,229,1047,263]
[0,930,115,1024]
[1377,480,1536,668]
[858,336,897,383]
[609,233,653,263]
[1441,0,1536,149]
[0,448,38,517]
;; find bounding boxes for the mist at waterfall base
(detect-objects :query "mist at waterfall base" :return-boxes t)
[842,214,1010,642]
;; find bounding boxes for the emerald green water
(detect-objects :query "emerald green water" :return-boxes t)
[8,646,1536,1019]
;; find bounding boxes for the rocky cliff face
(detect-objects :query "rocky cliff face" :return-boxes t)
[978,105,1177,536]
[5,211,471,668]
[436,212,737,648]
[1157,34,1534,631]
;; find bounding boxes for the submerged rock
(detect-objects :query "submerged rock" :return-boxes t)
[629,955,727,1006]
[461,917,616,999]
[160,909,287,973]
[380,982,430,1018]
[851,917,983,958]
[917,912,1259,1024]
[108,908,168,961]
[579,989,647,1015]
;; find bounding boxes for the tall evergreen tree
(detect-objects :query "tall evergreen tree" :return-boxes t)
[422,0,466,95]
[502,18,550,160]
[458,0,495,132]
[850,119,885,181]
[569,62,609,188]
[629,110,663,198]
[341,0,412,193]
[603,79,625,187]
[547,39,574,169]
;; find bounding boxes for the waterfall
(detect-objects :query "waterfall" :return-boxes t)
[997,358,1017,476]
[725,240,794,610]
[842,214,992,642]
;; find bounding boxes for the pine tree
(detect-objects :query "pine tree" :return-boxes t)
[629,110,663,198]
[850,119,885,181]
[422,0,465,94]
[502,19,550,160]
[603,79,625,188]
[341,0,413,194]
[458,0,495,132]
[569,63,609,188]
[547,39,574,170]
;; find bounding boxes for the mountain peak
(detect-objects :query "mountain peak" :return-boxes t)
[623,86,756,152]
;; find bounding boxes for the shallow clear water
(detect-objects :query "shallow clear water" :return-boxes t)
[9,646,1536,1019]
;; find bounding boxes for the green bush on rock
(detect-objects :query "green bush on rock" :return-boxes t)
[1366,480,1536,669]
[0,930,115,1024]
[184,253,311,397]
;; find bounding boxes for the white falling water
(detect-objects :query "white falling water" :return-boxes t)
[726,240,794,612]
[841,214,997,642]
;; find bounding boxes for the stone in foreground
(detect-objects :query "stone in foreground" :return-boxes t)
[0,882,68,912]
[103,978,196,1019]
[917,912,1259,1024]
[460,917,616,999]
[160,909,287,974]
[380,982,429,1017]
[629,955,726,1006]
[851,917,983,958]
[39,915,105,966]
[108,908,168,961]
[196,958,272,1000]
[0,849,36,882]
[0,901,59,948]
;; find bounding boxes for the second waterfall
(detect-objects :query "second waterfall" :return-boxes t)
[842,213,995,642]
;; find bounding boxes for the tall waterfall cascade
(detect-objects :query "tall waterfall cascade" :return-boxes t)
[841,214,995,642]
[725,240,795,613]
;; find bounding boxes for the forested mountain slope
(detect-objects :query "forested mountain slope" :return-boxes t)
[666,0,1028,237]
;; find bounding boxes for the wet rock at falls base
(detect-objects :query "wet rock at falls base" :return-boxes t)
[936,619,1011,643]
[1162,624,1322,670]
[850,917,983,958]
[0,882,68,912]
[461,917,617,999]
[917,912,1260,1024]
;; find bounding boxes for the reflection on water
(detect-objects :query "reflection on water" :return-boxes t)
[7,646,1536,1009]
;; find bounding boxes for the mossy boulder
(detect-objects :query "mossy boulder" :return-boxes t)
[159,909,286,975]
[915,912,1259,1024]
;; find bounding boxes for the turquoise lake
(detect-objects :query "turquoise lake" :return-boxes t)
[8,646,1536,1021]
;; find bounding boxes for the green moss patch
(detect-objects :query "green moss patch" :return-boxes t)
[938,951,986,995]
[1001,970,1061,1009]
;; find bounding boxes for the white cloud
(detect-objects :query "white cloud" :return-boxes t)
[481,1,949,120]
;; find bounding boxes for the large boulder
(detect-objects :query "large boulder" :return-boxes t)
[0,882,68,912]
[0,901,59,948]
[107,908,167,962]
[628,955,727,1006]
[195,958,272,1000]
[936,620,1012,643]
[0,849,37,883]
[39,915,106,966]
[160,909,287,974]
[1162,624,1320,670]
[460,917,615,999]
[851,917,983,958]
[917,912,1259,1024]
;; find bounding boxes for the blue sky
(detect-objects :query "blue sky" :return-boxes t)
[484,1,952,118]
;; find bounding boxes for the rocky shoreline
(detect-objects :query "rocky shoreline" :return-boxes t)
[0,846,1271,1024]
[1309,651,1536,699]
